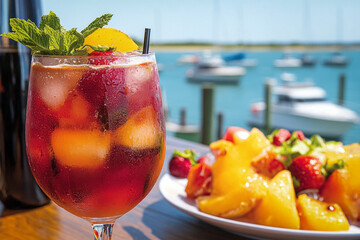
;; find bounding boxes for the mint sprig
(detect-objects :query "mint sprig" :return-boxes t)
[1,11,113,55]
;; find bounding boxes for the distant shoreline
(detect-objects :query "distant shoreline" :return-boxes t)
[148,44,360,52]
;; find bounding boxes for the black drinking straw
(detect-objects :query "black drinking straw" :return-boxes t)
[142,28,151,54]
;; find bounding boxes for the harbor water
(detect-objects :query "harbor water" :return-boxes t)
[157,50,360,144]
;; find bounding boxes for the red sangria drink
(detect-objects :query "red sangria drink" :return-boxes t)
[26,52,165,223]
[2,11,165,239]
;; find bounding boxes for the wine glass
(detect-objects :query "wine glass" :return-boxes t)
[25,52,166,239]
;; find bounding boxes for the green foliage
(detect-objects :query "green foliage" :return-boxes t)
[1,11,112,55]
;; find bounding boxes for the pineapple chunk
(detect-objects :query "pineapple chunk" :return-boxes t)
[251,170,300,229]
[51,128,111,168]
[210,128,270,196]
[197,188,261,218]
[114,105,161,149]
[320,169,359,221]
[297,194,350,231]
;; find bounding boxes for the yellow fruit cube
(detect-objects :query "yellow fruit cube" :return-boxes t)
[114,106,161,150]
[297,194,350,231]
[251,170,300,229]
[210,128,270,196]
[51,128,111,168]
[197,188,261,219]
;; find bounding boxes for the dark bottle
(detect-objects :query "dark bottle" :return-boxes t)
[0,0,50,208]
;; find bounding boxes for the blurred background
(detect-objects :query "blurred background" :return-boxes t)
[4,0,359,144]
[40,0,360,144]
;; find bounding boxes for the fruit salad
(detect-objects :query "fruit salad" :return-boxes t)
[170,127,360,231]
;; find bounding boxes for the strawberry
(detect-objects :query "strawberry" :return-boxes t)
[222,126,249,143]
[294,130,305,141]
[289,155,325,192]
[185,163,212,198]
[272,128,291,146]
[252,150,285,178]
[77,65,127,130]
[169,156,192,178]
[197,154,215,166]
[88,50,116,65]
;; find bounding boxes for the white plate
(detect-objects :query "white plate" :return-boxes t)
[159,173,360,240]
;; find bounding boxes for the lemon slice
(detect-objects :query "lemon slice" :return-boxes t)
[83,28,139,53]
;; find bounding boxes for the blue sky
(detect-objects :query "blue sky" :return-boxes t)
[42,0,360,44]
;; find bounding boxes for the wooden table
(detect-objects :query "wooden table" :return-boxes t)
[0,137,251,240]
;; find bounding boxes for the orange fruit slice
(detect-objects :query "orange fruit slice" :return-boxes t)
[51,128,111,168]
[114,106,161,150]
[83,28,139,53]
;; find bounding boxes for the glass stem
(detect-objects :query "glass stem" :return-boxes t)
[92,223,114,240]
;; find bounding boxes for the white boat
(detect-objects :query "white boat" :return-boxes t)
[300,53,316,67]
[324,53,348,67]
[248,74,359,139]
[186,54,246,84]
[274,53,302,68]
[178,54,200,65]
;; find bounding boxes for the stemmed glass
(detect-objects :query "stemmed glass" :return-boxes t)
[25,52,165,239]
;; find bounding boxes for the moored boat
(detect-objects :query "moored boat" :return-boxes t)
[274,53,302,68]
[186,54,246,84]
[248,74,359,139]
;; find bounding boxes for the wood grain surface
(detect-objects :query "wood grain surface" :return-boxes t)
[0,137,250,240]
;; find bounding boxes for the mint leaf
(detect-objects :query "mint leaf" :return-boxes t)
[39,11,61,31]
[310,135,326,148]
[292,176,300,188]
[1,18,50,54]
[81,14,113,38]
[65,28,84,55]
[323,159,345,177]
[1,11,113,55]
[43,24,65,55]
[291,139,309,156]
[172,149,197,166]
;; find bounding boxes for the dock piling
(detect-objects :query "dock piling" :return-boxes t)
[265,79,275,135]
[201,84,214,145]
[217,112,224,140]
[338,74,346,106]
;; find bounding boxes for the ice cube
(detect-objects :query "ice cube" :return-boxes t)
[125,64,153,94]
[34,65,84,110]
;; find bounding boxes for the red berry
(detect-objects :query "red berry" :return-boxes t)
[268,158,285,177]
[295,131,305,140]
[77,67,127,129]
[197,154,215,166]
[222,126,249,143]
[273,129,291,146]
[88,50,115,65]
[169,156,192,178]
[289,155,325,192]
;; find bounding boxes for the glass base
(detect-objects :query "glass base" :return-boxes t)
[84,215,121,224]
